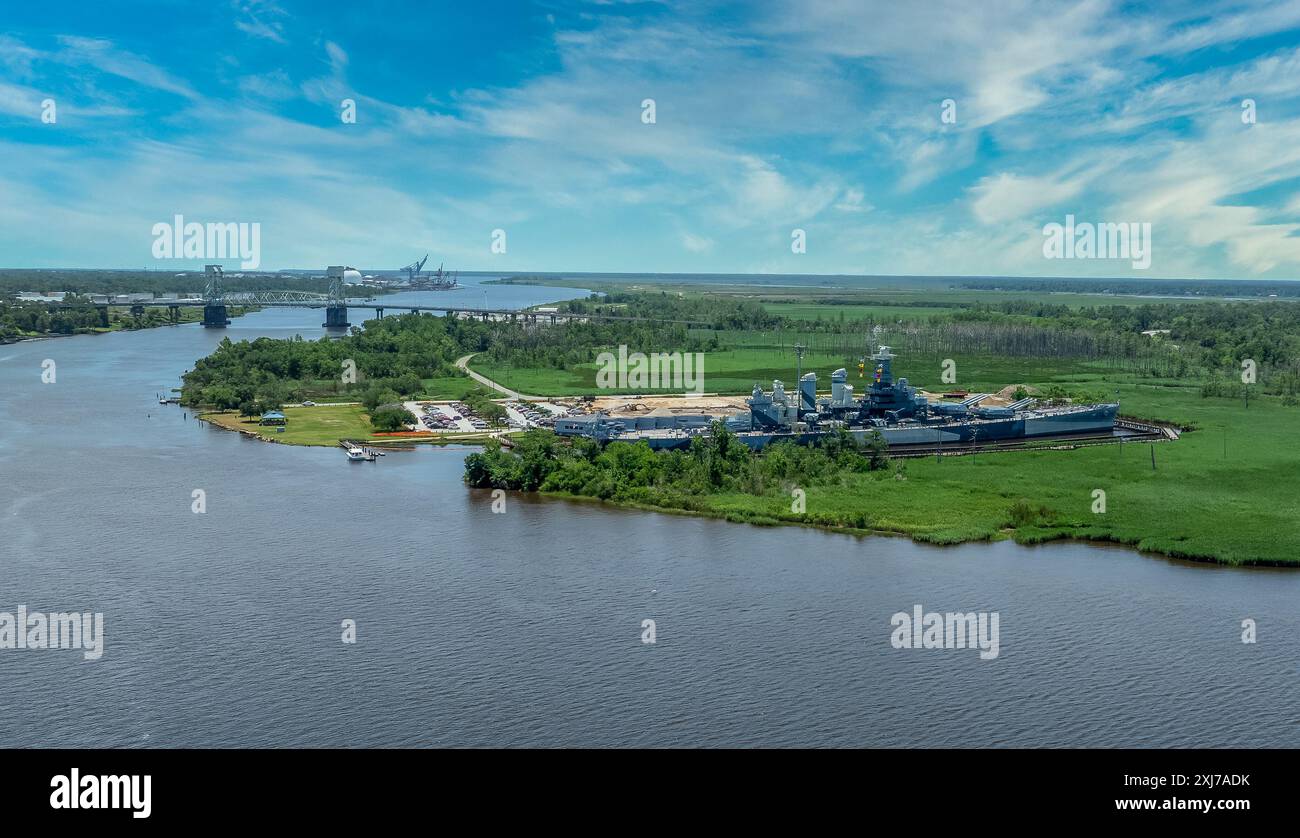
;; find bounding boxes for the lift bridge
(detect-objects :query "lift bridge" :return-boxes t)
[202,264,350,328]
[200,265,708,327]
[40,264,710,330]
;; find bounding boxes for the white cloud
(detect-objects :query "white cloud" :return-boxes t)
[5,1,1300,277]
[324,41,347,73]
[54,36,198,98]
[232,1,288,44]
[238,69,295,100]
[834,188,870,213]
[968,173,1084,226]
[682,232,714,252]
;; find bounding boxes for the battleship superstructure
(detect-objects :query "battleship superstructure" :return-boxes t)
[555,345,1119,450]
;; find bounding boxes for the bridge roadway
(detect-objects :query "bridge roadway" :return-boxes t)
[40,298,710,326]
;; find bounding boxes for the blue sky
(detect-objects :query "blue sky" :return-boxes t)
[3,0,1300,277]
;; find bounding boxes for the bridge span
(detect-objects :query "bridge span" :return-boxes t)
[33,265,708,329]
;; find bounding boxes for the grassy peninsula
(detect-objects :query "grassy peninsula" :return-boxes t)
[461,278,1300,566]
[175,275,1300,565]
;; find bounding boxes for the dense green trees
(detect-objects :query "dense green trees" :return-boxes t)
[370,406,416,431]
[461,391,506,425]
[0,302,103,338]
[360,387,403,412]
[959,277,1300,299]
[177,289,1300,411]
[555,290,782,331]
[0,269,386,299]
[759,298,1300,394]
[181,313,486,405]
[0,298,227,342]
[464,425,893,502]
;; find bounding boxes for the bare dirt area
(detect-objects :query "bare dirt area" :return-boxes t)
[561,385,1040,417]
[584,394,751,418]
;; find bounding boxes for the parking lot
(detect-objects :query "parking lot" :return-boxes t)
[404,399,588,434]
[502,400,584,429]
[405,401,491,433]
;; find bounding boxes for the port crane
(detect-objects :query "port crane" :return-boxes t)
[402,254,429,282]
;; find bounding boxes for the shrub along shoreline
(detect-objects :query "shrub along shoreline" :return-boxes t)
[464,411,1299,568]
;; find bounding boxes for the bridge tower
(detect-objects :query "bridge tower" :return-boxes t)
[202,264,230,327]
[323,266,350,328]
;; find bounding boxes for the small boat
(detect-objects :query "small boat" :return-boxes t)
[346,446,372,462]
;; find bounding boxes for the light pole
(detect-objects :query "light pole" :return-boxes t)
[793,343,807,429]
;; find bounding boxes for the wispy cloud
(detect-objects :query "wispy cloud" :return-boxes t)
[54,36,198,99]
[232,0,289,44]
[1,1,1300,277]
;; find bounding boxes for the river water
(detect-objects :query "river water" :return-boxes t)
[1,276,1297,747]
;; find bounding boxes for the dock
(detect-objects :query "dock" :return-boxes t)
[338,439,384,460]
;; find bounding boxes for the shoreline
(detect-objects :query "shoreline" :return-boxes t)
[193,400,1287,568]
[511,486,1299,570]
[197,409,506,448]
[1,305,252,345]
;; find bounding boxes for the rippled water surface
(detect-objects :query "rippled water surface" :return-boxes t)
[2,278,1297,747]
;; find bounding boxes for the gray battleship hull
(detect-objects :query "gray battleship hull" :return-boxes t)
[634,404,1120,451]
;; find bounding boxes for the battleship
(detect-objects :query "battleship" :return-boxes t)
[555,345,1120,450]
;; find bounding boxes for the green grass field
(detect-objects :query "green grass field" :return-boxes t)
[418,376,497,400]
[457,278,1300,564]
[205,404,382,445]
[492,274,1240,310]
[691,380,1299,565]
[204,404,500,446]
[474,336,1300,564]
[748,288,1213,309]
[294,374,495,402]
[471,340,1106,397]
[472,346,854,396]
[760,302,964,321]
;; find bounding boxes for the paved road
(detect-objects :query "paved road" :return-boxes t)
[454,353,538,400]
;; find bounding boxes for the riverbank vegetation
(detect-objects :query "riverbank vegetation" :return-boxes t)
[178,280,1300,405]
[464,376,1300,566]
[170,275,1300,564]
[460,280,1300,566]
[466,424,890,496]
[0,298,236,342]
[180,312,499,407]
[0,268,389,299]
[470,290,1300,402]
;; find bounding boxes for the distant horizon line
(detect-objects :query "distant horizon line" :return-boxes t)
[2,267,1299,284]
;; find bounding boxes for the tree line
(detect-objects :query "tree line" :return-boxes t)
[465,425,891,510]
[181,312,493,409]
